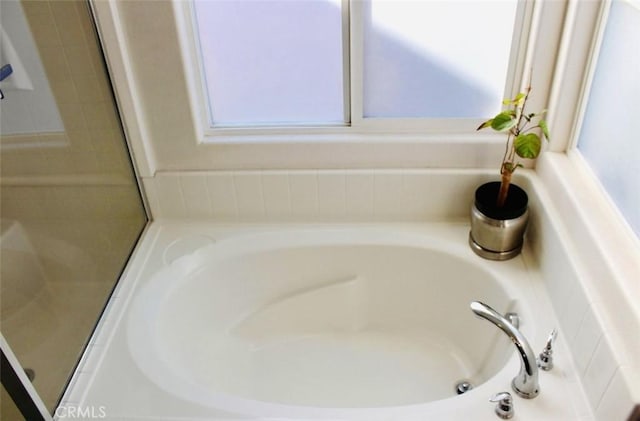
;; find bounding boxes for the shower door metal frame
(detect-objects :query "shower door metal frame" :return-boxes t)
[0,334,50,420]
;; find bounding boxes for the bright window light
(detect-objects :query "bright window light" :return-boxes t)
[193,0,346,127]
[363,0,518,118]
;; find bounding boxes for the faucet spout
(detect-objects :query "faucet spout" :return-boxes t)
[470,301,539,399]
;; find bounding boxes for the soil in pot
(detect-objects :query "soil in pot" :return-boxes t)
[475,182,528,220]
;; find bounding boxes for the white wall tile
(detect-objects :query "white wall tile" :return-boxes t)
[233,172,265,218]
[596,367,638,421]
[179,175,211,217]
[206,173,237,218]
[155,175,186,218]
[402,172,434,219]
[572,308,604,376]
[345,171,374,217]
[583,336,618,411]
[262,173,291,218]
[317,172,346,217]
[373,171,404,217]
[542,235,581,323]
[289,172,318,217]
[142,169,509,223]
[559,285,590,346]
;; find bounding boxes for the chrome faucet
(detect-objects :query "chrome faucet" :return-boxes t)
[470,301,539,399]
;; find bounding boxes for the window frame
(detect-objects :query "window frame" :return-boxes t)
[569,0,640,235]
[175,0,539,144]
[91,0,565,173]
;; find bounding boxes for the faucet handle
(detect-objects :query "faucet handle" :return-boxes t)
[489,392,514,419]
[537,328,558,371]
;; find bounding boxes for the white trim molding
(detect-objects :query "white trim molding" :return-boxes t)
[545,0,604,153]
[90,0,157,177]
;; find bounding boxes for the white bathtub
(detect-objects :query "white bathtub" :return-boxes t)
[126,227,544,419]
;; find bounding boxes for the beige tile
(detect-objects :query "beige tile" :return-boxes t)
[50,78,79,105]
[73,75,105,104]
[82,101,112,130]
[58,102,88,132]
[50,0,85,46]
[24,10,62,48]
[39,46,72,82]
[63,44,96,79]
[21,0,53,18]
[69,151,100,174]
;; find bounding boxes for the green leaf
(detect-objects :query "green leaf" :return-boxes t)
[514,133,542,159]
[503,162,516,172]
[490,111,517,131]
[513,92,526,105]
[539,119,550,141]
[476,119,493,131]
[502,93,526,106]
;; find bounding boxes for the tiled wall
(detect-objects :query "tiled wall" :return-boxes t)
[1,1,133,179]
[527,172,639,420]
[0,0,142,225]
[143,169,503,222]
[1,183,142,220]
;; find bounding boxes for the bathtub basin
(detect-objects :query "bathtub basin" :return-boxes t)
[127,228,527,418]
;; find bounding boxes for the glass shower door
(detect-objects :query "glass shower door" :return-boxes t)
[0,0,147,416]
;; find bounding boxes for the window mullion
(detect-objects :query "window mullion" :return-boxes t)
[342,0,352,125]
[349,0,364,128]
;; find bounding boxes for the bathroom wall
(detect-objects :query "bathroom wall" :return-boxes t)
[0,0,146,414]
[0,0,143,246]
[0,1,135,182]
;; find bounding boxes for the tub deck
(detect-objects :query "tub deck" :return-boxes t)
[63,221,593,420]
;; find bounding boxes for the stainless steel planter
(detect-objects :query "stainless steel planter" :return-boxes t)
[469,182,529,261]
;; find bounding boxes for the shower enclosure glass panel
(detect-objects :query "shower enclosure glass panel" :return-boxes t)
[0,0,147,415]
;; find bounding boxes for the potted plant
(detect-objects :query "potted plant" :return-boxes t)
[470,86,549,260]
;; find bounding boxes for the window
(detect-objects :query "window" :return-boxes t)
[193,0,346,127]
[190,0,526,134]
[362,0,518,119]
[576,0,640,237]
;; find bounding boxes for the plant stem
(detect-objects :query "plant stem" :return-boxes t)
[502,132,512,168]
[497,86,532,208]
[497,169,512,208]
